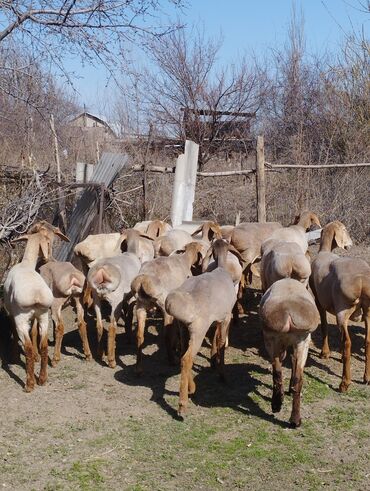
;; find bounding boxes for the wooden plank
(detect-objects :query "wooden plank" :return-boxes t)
[256,136,266,223]
[266,162,370,169]
[55,153,128,261]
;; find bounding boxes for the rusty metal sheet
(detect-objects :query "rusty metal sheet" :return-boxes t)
[56,152,128,261]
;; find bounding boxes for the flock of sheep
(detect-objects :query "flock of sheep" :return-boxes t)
[2,213,370,428]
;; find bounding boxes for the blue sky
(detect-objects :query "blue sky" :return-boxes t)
[66,0,369,112]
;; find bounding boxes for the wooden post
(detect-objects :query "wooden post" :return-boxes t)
[142,123,153,220]
[256,135,266,223]
[50,114,66,230]
[98,184,106,234]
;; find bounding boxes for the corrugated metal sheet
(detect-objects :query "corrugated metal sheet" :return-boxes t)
[56,152,128,261]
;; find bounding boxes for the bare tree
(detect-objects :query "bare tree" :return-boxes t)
[0,1,183,90]
[127,25,267,168]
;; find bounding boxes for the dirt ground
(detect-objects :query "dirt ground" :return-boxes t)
[0,244,369,491]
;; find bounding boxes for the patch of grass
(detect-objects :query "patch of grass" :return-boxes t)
[304,374,331,403]
[66,460,105,490]
[326,407,357,430]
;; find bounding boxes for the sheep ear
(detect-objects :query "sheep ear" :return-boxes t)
[310,213,321,227]
[173,248,185,255]
[210,223,222,238]
[250,262,260,278]
[334,229,346,249]
[191,225,203,237]
[11,234,29,243]
[39,238,50,259]
[293,214,300,225]
[227,244,244,266]
[201,245,214,272]
[54,228,70,242]
[139,233,154,241]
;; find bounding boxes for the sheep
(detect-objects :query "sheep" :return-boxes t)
[268,211,321,254]
[39,261,91,366]
[310,220,370,391]
[201,239,244,291]
[131,241,204,373]
[230,221,282,312]
[87,252,141,368]
[74,232,121,267]
[165,265,237,416]
[260,239,311,292]
[134,219,172,239]
[190,221,222,243]
[220,225,234,241]
[118,228,154,264]
[3,223,69,391]
[153,228,194,257]
[259,278,320,427]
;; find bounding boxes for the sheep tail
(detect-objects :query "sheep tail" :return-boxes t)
[131,275,157,300]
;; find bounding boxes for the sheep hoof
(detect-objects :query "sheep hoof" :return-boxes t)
[339,381,349,393]
[177,404,187,417]
[271,395,283,413]
[38,375,47,386]
[85,354,92,362]
[320,351,330,359]
[289,418,301,428]
[108,360,116,369]
[51,359,59,368]
[24,384,35,393]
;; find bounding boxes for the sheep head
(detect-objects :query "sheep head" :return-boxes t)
[320,221,353,252]
[191,221,222,242]
[294,211,321,231]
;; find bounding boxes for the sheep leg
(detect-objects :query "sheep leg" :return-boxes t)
[337,306,356,392]
[83,284,93,308]
[179,345,197,415]
[124,298,135,344]
[31,319,40,362]
[135,305,147,375]
[107,321,117,368]
[289,335,310,428]
[271,356,284,413]
[288,351,296,395]
[164,312,177,365]
[178,329,204,416]
[236,277,245,315]
[51,301,64,367]
[75,295,92,361]
[38,312,49,386]
[15,316,36,392]
[107,302,121,369]
[364,304,370,384]
[210,323,220,368]
[215,317,231,381]
[94,296,104,361]
[318,306,330,359]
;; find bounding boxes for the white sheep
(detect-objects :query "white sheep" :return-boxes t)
[153,229,194,257]
[260,239,311,292]
[87,252,141,368]
[165,265,237,416]
[39,261,91,366]
[131,241,204,373]
[134,219,172,238]
[3,223,69,391]
[310,220,369,391]
[118,228,154,264]
[259,278,320,427]
[268,211,321,254]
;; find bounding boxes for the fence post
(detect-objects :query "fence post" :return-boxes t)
[256,135,266,223]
